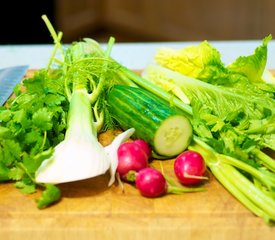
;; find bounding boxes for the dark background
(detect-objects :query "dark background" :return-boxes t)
[0,1,55,44]
[0,0,274,44]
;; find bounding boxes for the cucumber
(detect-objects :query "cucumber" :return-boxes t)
[107,85,193,157]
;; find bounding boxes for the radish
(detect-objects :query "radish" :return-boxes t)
[135,167,206,198]
[133,139,151,158]
[135,167,167,197]
[116,141,149,181]
[174,150,207,185]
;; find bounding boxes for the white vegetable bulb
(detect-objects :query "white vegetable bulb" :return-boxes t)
[35,127,135,184]
[35,134,110,184]
[105,128,135,186]
[35,88,135,184]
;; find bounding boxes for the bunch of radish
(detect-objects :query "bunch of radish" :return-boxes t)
[116,139,207,197]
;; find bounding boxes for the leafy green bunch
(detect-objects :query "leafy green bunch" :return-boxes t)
[142,35,275,223]
[0,69,67,207]
[0,16,120,208]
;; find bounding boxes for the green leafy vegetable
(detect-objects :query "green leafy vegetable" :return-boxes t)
[77,34,274,223]
[0,68,65,204]
[143,64,275,151]
[0,15,134,208]
[0,13,274,222]
[154,40,226,84]
[227,35,271,83]
[36,184,61,209]
[154,35,273,87]
[138,37,275,223]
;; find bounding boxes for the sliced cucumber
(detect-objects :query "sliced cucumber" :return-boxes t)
[154,115,193,156]
[107,85,193,157]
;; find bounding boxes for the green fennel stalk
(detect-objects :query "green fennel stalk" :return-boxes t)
[35,16,120,184]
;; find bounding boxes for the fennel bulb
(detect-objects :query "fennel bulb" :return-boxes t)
[35,88,134,184]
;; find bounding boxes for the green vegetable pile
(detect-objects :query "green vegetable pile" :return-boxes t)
[114,37,275,223]
[141,36,275,223]
[0,15,274,225]
[0,16,124,208]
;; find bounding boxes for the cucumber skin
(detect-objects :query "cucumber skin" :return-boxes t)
[107,85,190,153]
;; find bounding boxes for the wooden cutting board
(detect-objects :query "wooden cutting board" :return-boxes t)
[0,70,274,240]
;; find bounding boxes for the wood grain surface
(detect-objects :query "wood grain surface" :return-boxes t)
[0,70,274,240]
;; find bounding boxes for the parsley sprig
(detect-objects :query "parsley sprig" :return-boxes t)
[0,68,67,207]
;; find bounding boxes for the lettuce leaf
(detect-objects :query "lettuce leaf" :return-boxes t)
[143,64,275,150]
[154,41,228,84]
[227,34,272,83]
[154,35,274,89]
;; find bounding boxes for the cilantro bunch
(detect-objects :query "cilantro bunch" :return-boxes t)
[0,16,120,208]
[0,69,67,207]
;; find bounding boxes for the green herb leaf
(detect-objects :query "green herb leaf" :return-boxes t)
[36,184,61,209]
[0,161,10,181]
[15,180,36,194]
[32,108,53,131]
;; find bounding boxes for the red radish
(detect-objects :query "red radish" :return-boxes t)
[133,139,151,158]
[116,142,149,180]
[174,150,207,185]
[135,167,167,197]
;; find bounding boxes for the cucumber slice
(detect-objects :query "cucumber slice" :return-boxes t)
[154,115,192,157]
[107,85,193,157]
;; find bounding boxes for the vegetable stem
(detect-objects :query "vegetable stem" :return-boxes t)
[224,163,275,218]
[190,136,275,222]
[253,148,275,172]
[165,175,206,193]
[210,163,270,222]
[119,67,193,118]
[65,89,97,139]
[41,15,64,70]
[89,37,114,104]
[219,154,275,189]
